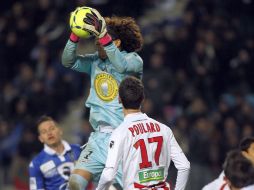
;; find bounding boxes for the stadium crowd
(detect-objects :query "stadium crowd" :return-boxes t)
[0,0,254,189]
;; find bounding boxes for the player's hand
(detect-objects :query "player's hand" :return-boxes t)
[83,8,107,38]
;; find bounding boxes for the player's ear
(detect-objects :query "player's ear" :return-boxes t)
[56,126,63,136]
[38,136,44,143]
[224,177,231,186]
[113,39,121,48]
[59,128,63,136]
[242,150,251,161]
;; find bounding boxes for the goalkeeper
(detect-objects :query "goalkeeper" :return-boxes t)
[62,8,143,190]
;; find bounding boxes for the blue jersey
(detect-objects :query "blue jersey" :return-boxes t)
[62,40,143,130]
[29,141,81,190]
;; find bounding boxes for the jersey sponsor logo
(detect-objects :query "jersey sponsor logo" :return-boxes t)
[44,168,58,178]
[94,72,118,102]
[29,177,37,190]
[57,162,74,180]
[138,168,164,183]
[40,160,58,178]
[40,160,56,173]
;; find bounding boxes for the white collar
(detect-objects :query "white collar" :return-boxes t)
[124,112,147,121]
[44,140,71,156]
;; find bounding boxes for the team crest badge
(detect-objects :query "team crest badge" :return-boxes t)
[94,73,118,102]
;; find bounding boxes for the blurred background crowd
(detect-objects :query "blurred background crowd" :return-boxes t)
[0,0,254,189]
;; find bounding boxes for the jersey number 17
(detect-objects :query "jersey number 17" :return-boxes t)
[134,136,163,169]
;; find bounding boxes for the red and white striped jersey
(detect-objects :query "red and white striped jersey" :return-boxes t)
[96,112,190,190]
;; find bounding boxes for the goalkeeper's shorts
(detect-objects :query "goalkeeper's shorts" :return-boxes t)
[74,131,123,185]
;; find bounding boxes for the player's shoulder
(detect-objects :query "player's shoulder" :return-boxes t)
[70,143,81,150]
[149,117,170,131]
[70,144,82,152]
[30,150,47,166]
[114,122,127,133]
[112,120,131,136]
[125,51,143,62]
[126,51,141,57]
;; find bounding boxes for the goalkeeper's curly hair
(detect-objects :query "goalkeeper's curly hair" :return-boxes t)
[105,16,143,53]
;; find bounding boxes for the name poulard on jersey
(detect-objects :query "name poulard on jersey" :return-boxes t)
[128,122,161,137]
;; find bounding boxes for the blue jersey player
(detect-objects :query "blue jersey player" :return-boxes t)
[29,116,81,190]
[61,8,143,190]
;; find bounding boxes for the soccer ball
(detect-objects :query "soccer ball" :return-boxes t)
[69,6,92,38]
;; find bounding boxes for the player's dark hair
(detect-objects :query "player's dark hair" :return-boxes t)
[223,150,254,188]
[119,76,144,109]
[36,115,55,134]
[105,16,143,52]
[239,137,254,151]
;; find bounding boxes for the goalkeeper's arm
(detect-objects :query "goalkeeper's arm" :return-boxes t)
[61,35,78,68]
[61,33,93,74]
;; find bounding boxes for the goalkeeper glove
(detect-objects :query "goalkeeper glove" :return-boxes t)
[83,8,107,38]
[83,8,112,46]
